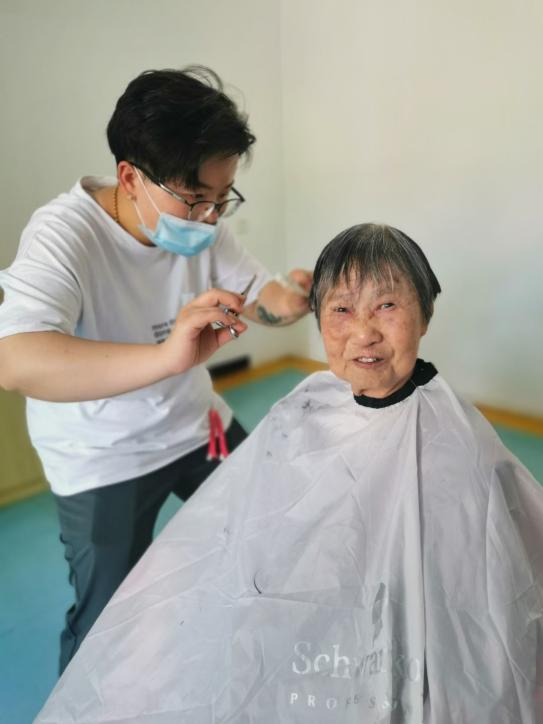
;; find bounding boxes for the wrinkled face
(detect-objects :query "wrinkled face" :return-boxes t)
[320,272,428,398]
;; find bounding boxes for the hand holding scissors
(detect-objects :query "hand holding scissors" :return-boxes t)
[213,274,257,338]
[161,283,252,376]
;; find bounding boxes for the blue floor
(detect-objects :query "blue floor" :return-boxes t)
[1,368,542,723]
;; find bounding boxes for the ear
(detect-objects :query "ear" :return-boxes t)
[420,302,432,338]
[117,161,138,200]
[419,313,430,338]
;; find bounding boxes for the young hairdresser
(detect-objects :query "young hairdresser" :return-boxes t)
[0,66,312,673]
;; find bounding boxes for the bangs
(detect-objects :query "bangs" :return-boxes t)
[330,257,402,297]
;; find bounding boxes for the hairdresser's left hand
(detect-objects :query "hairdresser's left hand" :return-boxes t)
[287,269,313,297]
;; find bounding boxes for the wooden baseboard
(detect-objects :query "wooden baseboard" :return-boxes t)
[0,476,48,508]
[475,404,543,437]
[214,355,543,437]
[213,355,327,392]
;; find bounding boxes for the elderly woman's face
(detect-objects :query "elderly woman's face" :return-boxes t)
[320,273,428,398]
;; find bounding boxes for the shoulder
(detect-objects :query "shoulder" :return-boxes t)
[418,374,509,485]
[265,370,352,438]
[272,370,347,410]
[25,177,113,239]
[17,178,116,265]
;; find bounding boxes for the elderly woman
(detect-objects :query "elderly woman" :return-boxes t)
[37,224,543,723]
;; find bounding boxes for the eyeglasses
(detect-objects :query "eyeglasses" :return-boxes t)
[131,163,245,222]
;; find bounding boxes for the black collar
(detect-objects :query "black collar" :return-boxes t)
[353,358,438,409]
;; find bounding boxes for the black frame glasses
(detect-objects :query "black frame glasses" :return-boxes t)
[131,162,245,221]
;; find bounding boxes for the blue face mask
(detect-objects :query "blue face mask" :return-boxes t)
[133,171,217,256]
[138,213,217,256]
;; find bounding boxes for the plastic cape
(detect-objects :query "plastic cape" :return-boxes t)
[36,368,543,723]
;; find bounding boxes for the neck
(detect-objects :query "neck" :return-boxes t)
[353,359,438,409]
[112,185,154,246]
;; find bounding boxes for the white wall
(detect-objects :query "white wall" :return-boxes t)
[2,1,542,413]
[280,0,543,416]
[0,0,298,365]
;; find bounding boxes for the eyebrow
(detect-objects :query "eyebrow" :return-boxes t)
[374,284,396,296]
[192,180,235,192]
[327,282,398,303]
[327,290,356,302]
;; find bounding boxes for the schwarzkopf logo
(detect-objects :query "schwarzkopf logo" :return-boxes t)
[291,583,420,683]
[291,641,421,683]
[287,584,422,716]
[289,642,421,716]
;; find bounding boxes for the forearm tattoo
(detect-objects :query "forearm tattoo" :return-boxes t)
[256,305,285,325]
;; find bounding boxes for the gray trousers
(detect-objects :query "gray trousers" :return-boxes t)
[53,419,247,675]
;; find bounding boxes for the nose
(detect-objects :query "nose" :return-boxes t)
[207,207,220,224]
[350,313,382,349]
[201,206,220,225]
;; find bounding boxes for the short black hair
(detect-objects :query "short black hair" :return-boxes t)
[106,65,256,188]
[310,223,441,326]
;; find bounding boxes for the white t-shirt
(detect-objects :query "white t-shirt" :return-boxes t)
[0,177,272,495]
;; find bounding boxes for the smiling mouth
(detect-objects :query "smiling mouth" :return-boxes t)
[353,356,384,366]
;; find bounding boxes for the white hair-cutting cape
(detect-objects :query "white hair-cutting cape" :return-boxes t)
[36,362,543,723]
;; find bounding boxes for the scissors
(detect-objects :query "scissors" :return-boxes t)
[214,274,257,338]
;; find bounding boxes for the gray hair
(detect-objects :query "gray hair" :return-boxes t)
[309,223,441,325]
